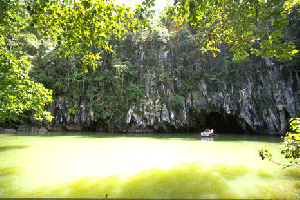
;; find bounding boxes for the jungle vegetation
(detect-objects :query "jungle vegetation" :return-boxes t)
[1,0,300,167]
[1,0,299,124]
[0,0,300,155]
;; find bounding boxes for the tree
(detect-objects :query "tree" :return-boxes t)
[28,0,154,73]
[1,0,154,125]
[0,51,53,123]
[167,0,299,62]
[0,0,53,123]
[257,118,300,168]
[26,0,155,130]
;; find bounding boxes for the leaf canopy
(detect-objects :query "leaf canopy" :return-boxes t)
[167,0,299,62]
[0,0,53,123]
[29,0,152,72]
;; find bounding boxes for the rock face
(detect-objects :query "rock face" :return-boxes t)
[123,64,300,135]
[40,49,299,135]
[44,57,300,135]
[120,37,300,134]
[38,26,300,135]
[2,129,16,133]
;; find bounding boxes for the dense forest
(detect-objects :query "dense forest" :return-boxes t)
[1,0,300,134]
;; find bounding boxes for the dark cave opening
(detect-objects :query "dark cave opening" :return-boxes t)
[205,112,245,134]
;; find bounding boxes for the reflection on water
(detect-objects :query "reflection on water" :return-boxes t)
[0,133,299,199]
[201,137,214,142]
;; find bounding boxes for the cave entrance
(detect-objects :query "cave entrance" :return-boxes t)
[205,112,244,134]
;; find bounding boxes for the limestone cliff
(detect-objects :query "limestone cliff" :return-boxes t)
[46,46,300,134]
[29,19,300,135]
[124,52,300,134]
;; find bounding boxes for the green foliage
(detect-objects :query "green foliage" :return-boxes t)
[280,118,300,159]
[282,3,300,70]
[126,83,143,103]
[258,118,300,168]
[167,95,184,111]
[0,0,53,123]
[30,31,144,126]
[8,33,40,58]
[1,0,155,126]
[253,92,274,109]
[0,50,53,123]
[2,0,299,131]
[28,0,152,72]
[167,0,299,62]
[0,0,26,38]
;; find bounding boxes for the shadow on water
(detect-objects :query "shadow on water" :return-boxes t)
[0,167,21,198]
[0,145,31,152]
[283,167,300,180]
[0,167,19,176]
[1,162,298,199]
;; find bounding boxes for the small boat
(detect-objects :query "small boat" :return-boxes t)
[201,129,214,137]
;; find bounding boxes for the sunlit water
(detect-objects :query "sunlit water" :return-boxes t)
[0,132,299,198]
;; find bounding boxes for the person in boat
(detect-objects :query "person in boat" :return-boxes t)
[201,129,214,137]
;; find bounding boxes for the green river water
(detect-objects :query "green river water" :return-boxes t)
[0,132,299,199]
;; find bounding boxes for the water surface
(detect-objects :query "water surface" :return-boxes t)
[0,133,299,198]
